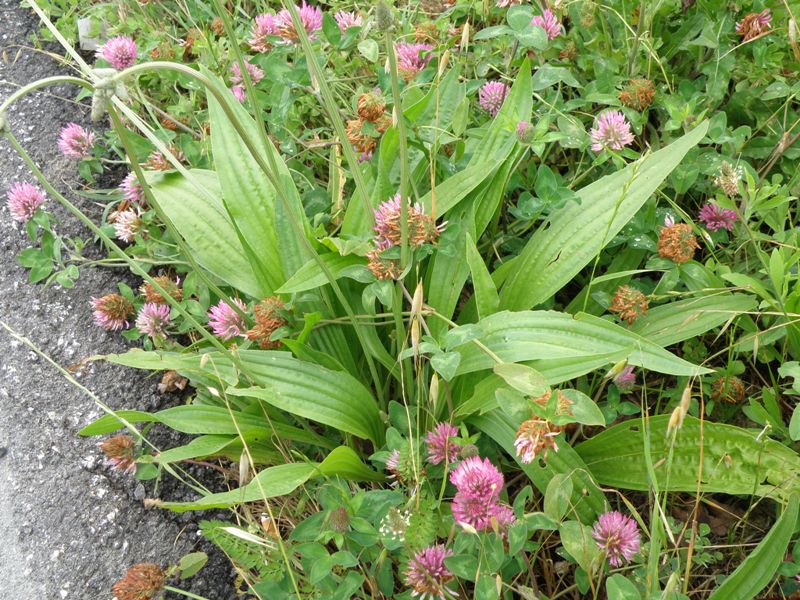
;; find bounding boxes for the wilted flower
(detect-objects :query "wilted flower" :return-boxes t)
[140,276,182,304]
[530,9,561,40]
[346,118,377,155]
[113,209,142,243]
[373,194,444,249]
[99,434,137,473]
[698,203,737,232]
[157,370,188,394]
[736,9,771,41]
[367,248,403,280]
[334,10,363,32]
[590,110,634,152]
[713,162,742,197]
[516,120,536,144]
[97,36,138,70]
[120,172,144,205]
[404,545,456,600]
[710,375,746,404]
[609,285,648,324]
[91,293,134,331]
[144,146,184,171]
[57,123,95,159]
[592,511,641,567]
[135,302,171,338]
[658,222,699,264]
[357,91,386,122]
[514,417,562,463]
[478,81,509,117]
[613,365,636,392]
[246,296,287,349]
[230,59,264,103]
[112,563,165,600]
[425,422,461,465]
[395,43,433,80]
[619,78,656,111]
[207,297,247,340]
[6,182,45,222]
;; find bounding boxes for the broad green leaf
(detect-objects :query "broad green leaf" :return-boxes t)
[466,232,500,319]
[544,474,573,521]
[606,574,641,600]
[178,552,208,579]
[558,389,605,427]
[147,170,262,298]
[708,494,799,600]
[559,520,601,573]
[97,350,380,446]
[532,65,581,91]
[276,253,365,294]
[629,293,756,346]
[153,435,238,464]
[790,405,800,441]
[418,160,503,217]
[470,409,606,523]
[159,462,316,511]
[499,122,709,310]
[576,416,800,500]
[454,311,709,377]
[318,446,385,482]
[492,363,548,397]
[79,409,157,436]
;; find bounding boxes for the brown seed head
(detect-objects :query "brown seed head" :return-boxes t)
[100,434,137,473]
[609,285,649,324]
[345,118,376,154]
[157,370,188,394]
[710,375,746,404]
[714,162,742,197]
[96,293,134,323]
[619,78,655,111]
[246,296,287,349]
[357,92,386,123]
[658,223,699,264]
[140,276,182,304]
[366,249,402,280]
[414,21,439,43]
[514,418,564,463]
[112,563,165,600]
[144,146,185,171]
[210,17,225,36]
[736,11,771,41]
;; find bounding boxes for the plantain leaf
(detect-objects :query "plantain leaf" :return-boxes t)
[159,462,316,512]
[708,494,799,600]
[453,311,709,377]
[628,293,756,346]
[146,170,263,298]
[466,232,500,319]
[101,349,383,445]
[499,121,709,310]
[576,416,800,500]
[276,253,365,294]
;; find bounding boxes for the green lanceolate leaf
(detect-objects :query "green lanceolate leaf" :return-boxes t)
[453,310,709,378]
[499,121,709,310]
[466,232,500,319]
[159,462,316,512]
[318,446,385,482]
[708,494,799,600]
[576,416,800,500]
[98,349,382,443]
[276,253,366,294]
[628,293,756,347]
[146,169,263,298]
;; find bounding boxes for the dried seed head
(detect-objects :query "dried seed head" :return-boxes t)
[736,10,772,42]
[91,293,134,331]
[210,16,225,36]
[112,563,165,600]
[140,275,182,304]
[356,91,386,122]
[609,285,649,324]
[657,223,699,264]
[514,418,563,463]
[246,296,287,349]
[710,375,746,404]
[345,118,376,154]
[157,370,188,394]
[619,78,656,111]
[366,249,402,280]
[100,434,137,473]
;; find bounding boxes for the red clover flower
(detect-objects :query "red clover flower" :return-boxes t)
[6,182,45,222]
[591,510,641,567]
[403,544,456,600]
[57,123,95,159]
[207,298,247,340]
[590,110,634,152]
[425,422,461,465]
[97,36,138,70]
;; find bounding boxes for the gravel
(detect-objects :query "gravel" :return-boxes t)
[0,6,234,599]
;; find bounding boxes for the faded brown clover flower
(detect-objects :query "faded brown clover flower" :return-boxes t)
[144,146,184,171]
[609,285,649,324]
[112,563,165,600]
[710,375,746,404]
[246,296,287,349]
[140,276,182,304]
[357,91,386,123]
[100,434,137,473]
[619,79,655,111]
[658,223,699,264]
[714,162,742,197]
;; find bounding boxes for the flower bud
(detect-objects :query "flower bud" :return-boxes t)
[376,0,395,32]
[516,120,536,144]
